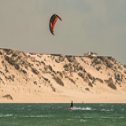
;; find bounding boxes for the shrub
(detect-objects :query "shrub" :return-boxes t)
[31,67,39,75]
[50,84,56,92]
[92,57,102,66]
[53,76,64,86]
[0,51,2,55]
[64,63,73,71]
[95,78,103,83]
[5,55,20,70]
[7,75,15,81]
[55,56,64,63]
[2,94,13,100]
[65,76,75,84]
[21,69,27,74]
[5,56,15,65]
[115,72,122,81]
[124,64,126,69]
[108,83,117,90]
[34,81,37,85]
[48,65,53,71]
[14,64,20,70]
[104,78,116,90]
[3,49,13,55]
[78,72,85,79]
[88,82,93,87]
[85,88,90,91]
[57,71,63,78]
[66,56,75,62]
[124,70,126,74]
[96,66,101,71]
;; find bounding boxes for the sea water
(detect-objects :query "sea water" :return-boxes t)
[0,103,126,126]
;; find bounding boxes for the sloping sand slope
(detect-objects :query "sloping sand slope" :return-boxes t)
[0,48,126,103]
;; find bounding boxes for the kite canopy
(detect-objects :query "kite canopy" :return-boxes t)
[49,14,62,35]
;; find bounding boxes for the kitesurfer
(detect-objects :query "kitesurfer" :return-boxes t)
[70,100,73,108]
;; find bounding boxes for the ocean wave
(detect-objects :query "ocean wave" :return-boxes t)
[20,115,53,118]
[66,118,74,121]
[82,117,93,119]
[0,114,54,118]
[100,108,113,112]
[100,116,126,119]
[80,119,87,122]
[70,107,93,111]
[0,114,13,118]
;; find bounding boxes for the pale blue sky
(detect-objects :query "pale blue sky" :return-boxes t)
[0,0,126,63]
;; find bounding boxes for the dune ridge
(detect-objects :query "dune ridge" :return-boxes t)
[0,48,126,103]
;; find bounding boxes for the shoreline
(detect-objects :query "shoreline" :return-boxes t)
[0,91,126,103]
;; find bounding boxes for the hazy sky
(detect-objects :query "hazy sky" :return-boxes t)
[0,0,126,63]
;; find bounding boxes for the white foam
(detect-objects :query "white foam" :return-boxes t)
[101,116,126,119]
[22,115,53,118]
[101,108,113,112]
[80,119,87,122]
[69,107,92,111]
[0,114,13,118]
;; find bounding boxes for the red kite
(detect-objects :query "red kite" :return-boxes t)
[49,14,62,35]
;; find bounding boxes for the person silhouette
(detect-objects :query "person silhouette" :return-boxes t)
[70,100,73,108]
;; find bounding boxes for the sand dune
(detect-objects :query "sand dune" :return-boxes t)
[0,48,126,103]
